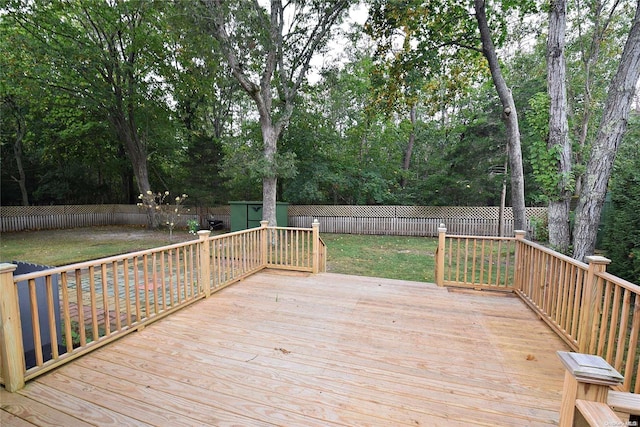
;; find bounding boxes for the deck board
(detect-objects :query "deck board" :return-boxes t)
[2,271,570,426]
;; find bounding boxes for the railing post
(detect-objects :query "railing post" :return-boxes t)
[312,219,320,274]
[0,263,25,392]
[578,255,611,353]
[556,351,623,427]
[436,224,446,287]
[197,230,211,297]
[513,230,526,291]
[260,220,269,268]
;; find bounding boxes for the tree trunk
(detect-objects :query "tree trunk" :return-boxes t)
[111,111,156,228]
[261,123,279,226]
[499,156,508,237]
[474,0,527,232]
[573,1,640,261]
[400,105,417,188]
[547,0,572,253]
[11,113,29,206]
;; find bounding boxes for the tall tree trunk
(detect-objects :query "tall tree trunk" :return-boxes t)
[12,135,29,206]
[400,105,417,188]
[572,0,620,197]
[261,123,279,226]
[547,0,572,253]
[11,111,29,206]
[111,111,156,228]
[499,156,508,237]
[573,1,640,261]
[474,0,527,232]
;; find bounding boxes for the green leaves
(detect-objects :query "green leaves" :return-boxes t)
[526,91,575,203]
[603,113,640,283]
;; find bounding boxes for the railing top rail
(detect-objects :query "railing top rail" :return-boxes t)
[597,271,640,294]
[445,234,515,242]
[270,226,316,232]
[204,226,314,241]
[207,227,264,239]
[518,238,589,269]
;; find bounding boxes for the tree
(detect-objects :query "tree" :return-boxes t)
[572,0,640,261]
[603,112,640,283]
[196,0,354,226]
[0,96,29,206]
[546,0,573,252]
[474,0,527,231]
[6,0,173,225]
[366,0,529,230]
[0,21,36,206]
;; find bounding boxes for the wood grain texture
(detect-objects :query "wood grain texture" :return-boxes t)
[575,399,622,426]
[2,270,570,426]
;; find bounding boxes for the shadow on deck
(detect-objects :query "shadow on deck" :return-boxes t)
[1,270,569,426]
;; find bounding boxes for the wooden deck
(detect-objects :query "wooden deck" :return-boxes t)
[2,270,570,426]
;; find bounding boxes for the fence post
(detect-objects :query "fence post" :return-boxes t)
[578,255,611,353]
[436,224,446,287]
[0,263,25,392]
[260,220,269,267]
[312,219,320,274]
[197,230,211,297]
[513,230,526,291]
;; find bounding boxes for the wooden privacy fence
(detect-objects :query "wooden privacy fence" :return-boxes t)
[436,225,640,394]
[1,204,547,238]
[0,221,325,392]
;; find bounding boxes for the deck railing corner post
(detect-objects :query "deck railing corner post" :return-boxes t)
[197,230,212,297]
[513,230,526,291]
[0,262,25,392]
[312,219,320,274]
[578,255,611,353]
[260,220,269,267]
[436,224,446,287]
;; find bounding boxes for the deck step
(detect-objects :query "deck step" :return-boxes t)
[608,391,640,416]
[575,399,622,426]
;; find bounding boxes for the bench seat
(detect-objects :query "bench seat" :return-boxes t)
[608,390,640,416]
[575,399,622,426]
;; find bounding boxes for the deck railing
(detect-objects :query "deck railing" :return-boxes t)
[436,225,640,394]
[0,221,325,392]
[435,224,516,290]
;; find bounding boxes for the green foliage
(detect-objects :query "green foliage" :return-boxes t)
[4,0,628,214]
[603,113,640,284]
[62,320,105,348]
[526,92,566,204]
[529,216,549,243]
[187,219,200,235]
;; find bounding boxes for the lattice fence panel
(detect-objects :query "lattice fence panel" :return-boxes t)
[2,204,548,236]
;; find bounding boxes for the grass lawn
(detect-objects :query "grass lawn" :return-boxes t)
[322,233,437,283]
[0,225,199,267]
[1,226,438,283]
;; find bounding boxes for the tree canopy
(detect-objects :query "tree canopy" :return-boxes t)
[1,0,639,268]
